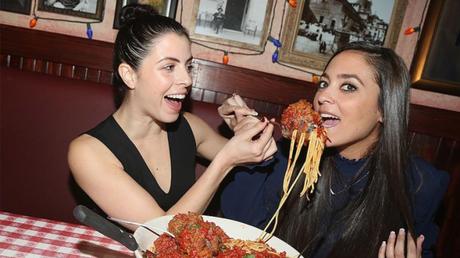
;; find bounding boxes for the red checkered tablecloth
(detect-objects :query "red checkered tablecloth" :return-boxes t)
[0,211,133,257]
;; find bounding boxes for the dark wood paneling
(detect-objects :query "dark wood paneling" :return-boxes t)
[192,59,317,105]
[1,24,459,258]
[410,104,460,140]
[0,24,113,71]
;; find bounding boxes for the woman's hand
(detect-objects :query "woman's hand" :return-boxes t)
[218,94,258,130]
[219,118,277,167]
[233,115,265,135]
[378,229,424,258]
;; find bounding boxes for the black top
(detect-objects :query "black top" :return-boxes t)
[86,115,197,210]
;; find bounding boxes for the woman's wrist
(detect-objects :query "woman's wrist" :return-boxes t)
[210,151,235,176]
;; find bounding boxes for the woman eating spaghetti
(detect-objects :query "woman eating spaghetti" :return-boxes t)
[219,42,449,258]
[68,4,276,231]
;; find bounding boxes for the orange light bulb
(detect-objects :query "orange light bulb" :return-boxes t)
[29,18,38,28]
[288,0,297,8]
[223,53,229,65]
[312,74,320,84]
[404,26,419,35]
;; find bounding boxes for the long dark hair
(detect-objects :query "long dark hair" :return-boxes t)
[277,42,413,257]
[112,4,190,107]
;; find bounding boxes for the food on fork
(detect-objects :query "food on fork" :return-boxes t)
[260,99,327,242]
[280,99,324,141]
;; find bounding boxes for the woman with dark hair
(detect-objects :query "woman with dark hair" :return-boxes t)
[219,42,449,258]
[68,4,276,231]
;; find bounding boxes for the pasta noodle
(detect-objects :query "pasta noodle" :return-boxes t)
[260,99,327,242]
[223,239,286,257]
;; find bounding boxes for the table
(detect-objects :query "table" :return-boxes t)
[0,211,133,257]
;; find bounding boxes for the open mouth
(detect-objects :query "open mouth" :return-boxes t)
[164,94,186,112]
[321,113,340,128]
[165,94,186,102]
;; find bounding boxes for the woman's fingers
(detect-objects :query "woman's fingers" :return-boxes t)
[232,94,249,108]
[380,230,424,258]
[236,119,268,139]
[225,120,270,163]
[256,119,274,140]
[378,241,386,258]
[231,117,276,163]
[385,231,396,257]
[406,233,424,258]
[217,104,235,118]
[261,137,277,161]
[233,116,260,134]
[218,105,256,118]
[235,107,258,121]
[241,120,273,147]
[257,122,276,159]
[395,228,406,257]
[218,94,257,131]
[407,232,416,257]
[416,235,424,258]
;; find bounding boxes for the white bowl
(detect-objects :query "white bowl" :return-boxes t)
[133,215,302,257]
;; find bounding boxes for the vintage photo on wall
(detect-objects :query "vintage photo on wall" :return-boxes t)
[113,0,178,29]
[0,0,32,14]
[280,0,407,70]
[37,0,105,20]
[190,0,274,51]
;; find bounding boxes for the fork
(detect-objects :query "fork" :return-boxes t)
[107,217,174,238]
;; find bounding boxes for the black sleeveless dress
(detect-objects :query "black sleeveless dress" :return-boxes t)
[85,115,197,210]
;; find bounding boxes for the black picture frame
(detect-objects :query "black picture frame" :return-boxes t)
[37,0,105,20]
[0,0,32,15]
[113,0,178,29]
[410,0,460,96]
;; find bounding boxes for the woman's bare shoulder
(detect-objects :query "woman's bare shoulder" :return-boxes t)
[68,134,122,175]
[69,134,108,156]
[182,112,206,126]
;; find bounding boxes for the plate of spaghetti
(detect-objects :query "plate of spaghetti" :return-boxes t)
[133,213,302,258]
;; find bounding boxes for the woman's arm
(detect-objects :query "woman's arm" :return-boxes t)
[68,135,165,231]
[183,112,228,161]
[167,112,276,215]
[69,114,275,231]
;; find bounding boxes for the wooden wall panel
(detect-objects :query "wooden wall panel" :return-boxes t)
[0,25,113,71]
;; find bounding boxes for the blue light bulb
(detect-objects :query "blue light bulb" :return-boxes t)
[268,36,282,48]
[86,23,93,39]
[272,49,279,63]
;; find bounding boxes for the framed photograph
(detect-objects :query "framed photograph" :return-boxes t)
[37,0,105,20]
[410,0,460,96]
[279,0,407,71]
[113,0,179,29]
[0,0,32,14]
[189,0,274,51]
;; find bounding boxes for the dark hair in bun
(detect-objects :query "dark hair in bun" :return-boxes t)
[113,4,190,105]
[118,3,160,27]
